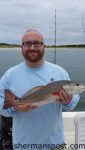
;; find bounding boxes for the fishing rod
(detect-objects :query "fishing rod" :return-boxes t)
[81,9,85,34]
[54,9,57,64]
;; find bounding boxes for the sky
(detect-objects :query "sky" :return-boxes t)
[0,0,85,45]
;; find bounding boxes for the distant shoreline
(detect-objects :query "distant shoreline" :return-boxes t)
[46,45,85,48]
[0,43,85,48]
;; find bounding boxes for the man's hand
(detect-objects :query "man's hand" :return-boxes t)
[13,103,38,112]
[52,88,73,105]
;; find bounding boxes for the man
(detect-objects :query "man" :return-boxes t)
[0,29,79,150]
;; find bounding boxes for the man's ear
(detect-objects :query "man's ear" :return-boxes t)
[20,45,22,48]
[43,44,46,49]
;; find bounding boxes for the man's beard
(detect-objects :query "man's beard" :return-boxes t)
[22,49,44,63]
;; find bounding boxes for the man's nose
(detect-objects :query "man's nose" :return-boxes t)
[30,44,35,49]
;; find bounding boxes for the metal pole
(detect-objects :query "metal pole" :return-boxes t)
[54,9,56,64]
[81,9,85,34]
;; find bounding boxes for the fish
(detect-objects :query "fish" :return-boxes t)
[3,80,85,109]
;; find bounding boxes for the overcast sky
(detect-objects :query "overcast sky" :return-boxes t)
[0,0,85,45]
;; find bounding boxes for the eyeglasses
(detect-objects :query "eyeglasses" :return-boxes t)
[22,40,43,48]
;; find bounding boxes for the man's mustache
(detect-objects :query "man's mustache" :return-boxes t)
[27,50,40,53]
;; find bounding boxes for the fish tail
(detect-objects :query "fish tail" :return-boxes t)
[3,89,15,109]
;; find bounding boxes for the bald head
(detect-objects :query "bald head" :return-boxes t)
[22,29,44,43]
[21,29,45,65]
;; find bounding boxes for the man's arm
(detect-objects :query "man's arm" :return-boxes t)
[53,69,80,111]
[0,72,38,114]
[62,94,80,111]
[0,73,16,117]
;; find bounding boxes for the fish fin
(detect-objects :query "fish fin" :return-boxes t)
[22,85,45,98]
[4,89,15,109]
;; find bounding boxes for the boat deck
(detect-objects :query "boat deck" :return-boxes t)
[63,112,77,146]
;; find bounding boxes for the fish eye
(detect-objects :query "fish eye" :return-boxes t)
[76,83,79,86]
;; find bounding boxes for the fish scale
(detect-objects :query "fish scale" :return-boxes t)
[22,80,72,100]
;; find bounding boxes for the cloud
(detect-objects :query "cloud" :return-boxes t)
[0,0,85,45]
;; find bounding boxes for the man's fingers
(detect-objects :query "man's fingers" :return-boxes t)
[13,103,38,112]
[52,91,59,96]
[58,88,73,104]
[28,105,38,112]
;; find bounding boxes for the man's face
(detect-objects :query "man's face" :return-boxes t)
[21,31,45,63]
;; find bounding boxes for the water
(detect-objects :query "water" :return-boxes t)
[0,47,85,111]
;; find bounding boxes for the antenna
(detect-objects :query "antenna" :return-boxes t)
[81,9,85,34]
[54,9,57,64]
